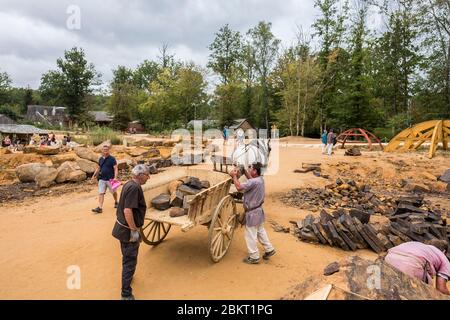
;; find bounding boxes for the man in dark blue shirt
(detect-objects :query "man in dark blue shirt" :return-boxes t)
[91,145,119,213]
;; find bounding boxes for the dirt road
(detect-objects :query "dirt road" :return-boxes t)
[0,144,448,299]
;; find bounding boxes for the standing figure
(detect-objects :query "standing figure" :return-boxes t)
[112,164,150,300]
[230,162,275,264]
[91,145,119,213]
[321,130,328,154]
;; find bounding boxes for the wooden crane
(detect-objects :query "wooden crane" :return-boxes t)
[384,120,450,158]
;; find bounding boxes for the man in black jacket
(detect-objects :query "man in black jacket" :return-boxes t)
[112,164,149,300]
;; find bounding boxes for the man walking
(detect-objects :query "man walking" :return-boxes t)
[112,164,150,300]
[230,162,275,264]
[92,145,119,213]
[326,129,334,156]
[321,130,328,154]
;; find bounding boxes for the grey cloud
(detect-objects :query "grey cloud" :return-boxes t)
[0,0,318,88]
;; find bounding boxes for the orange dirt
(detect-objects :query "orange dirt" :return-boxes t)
[0,138,449,299]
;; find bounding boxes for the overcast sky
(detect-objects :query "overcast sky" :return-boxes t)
[0,0,326,89]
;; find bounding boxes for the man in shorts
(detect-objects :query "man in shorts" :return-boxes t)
[91,145,119,213]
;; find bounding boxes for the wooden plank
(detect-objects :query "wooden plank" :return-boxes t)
[429,120,443,159]
[147,209,194,231]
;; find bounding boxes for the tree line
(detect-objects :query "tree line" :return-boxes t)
[0,0,448,137]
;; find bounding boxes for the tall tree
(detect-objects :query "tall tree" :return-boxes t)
[0,70,12,105]
[248,21,281,129]
[108,66,137,130]
[208,24,242,85]
[313,0,348,131]
[39,47,101,126]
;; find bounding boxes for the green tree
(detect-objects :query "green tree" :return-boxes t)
[208,24,242,85]
[175,63,208,123]
[248,21,281,129]
[39,47,101,127]
[313,0,348,131]
[108,66,137,130]
[333,0,380,129]
[0,70,12,105]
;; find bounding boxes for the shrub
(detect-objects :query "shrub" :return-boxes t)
[89,127,122,146]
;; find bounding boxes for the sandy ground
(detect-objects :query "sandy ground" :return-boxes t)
[0,140,448,300]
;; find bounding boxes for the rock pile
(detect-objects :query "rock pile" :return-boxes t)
[281,178,396,214]
[151,177,211,217]
[291,195,449,255]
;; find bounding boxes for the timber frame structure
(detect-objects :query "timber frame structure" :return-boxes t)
[336,128,384,151]
[384,120,450,159]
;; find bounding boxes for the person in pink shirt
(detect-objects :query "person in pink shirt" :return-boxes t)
[385,240,450,295]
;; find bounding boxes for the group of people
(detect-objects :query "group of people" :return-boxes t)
[321,129,337,156]
[92,143,450,300]
[93,143,274,299]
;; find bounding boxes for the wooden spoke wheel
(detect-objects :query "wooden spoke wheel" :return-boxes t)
[140,218,171,246]
[208,195,237,262]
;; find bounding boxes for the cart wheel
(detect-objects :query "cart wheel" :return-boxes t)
[208,195,237,262]
[140,218,171,246]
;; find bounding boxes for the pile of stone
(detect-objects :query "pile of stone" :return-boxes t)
[151,177,211,217]
[281,178,396,215]
[344,146,362,156]
[292,195,449,254]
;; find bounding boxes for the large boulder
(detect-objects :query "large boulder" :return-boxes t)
[35,167,58,188]
[23,146,38,154]
[56,161,81,183]
[151,194,171,210]
[68,170,87,182]
[126,147,149,157]
[117,159,132,170]
[75,147,100,163]
[282,255,450,300]
[157,147,173,160]
[142,148,160,158]
[76,159,98,175]
[35,146,61,155]
[94,140,112,153]
[50,153,79,166]
[16,163,47,183]
[439,169,450,183]
[131,139,154,147]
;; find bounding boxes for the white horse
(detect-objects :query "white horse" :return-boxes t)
[231,129,270,173]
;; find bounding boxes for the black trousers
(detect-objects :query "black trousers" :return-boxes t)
[120,241,140,297]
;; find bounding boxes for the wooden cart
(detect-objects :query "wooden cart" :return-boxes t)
[140,167,238,262]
